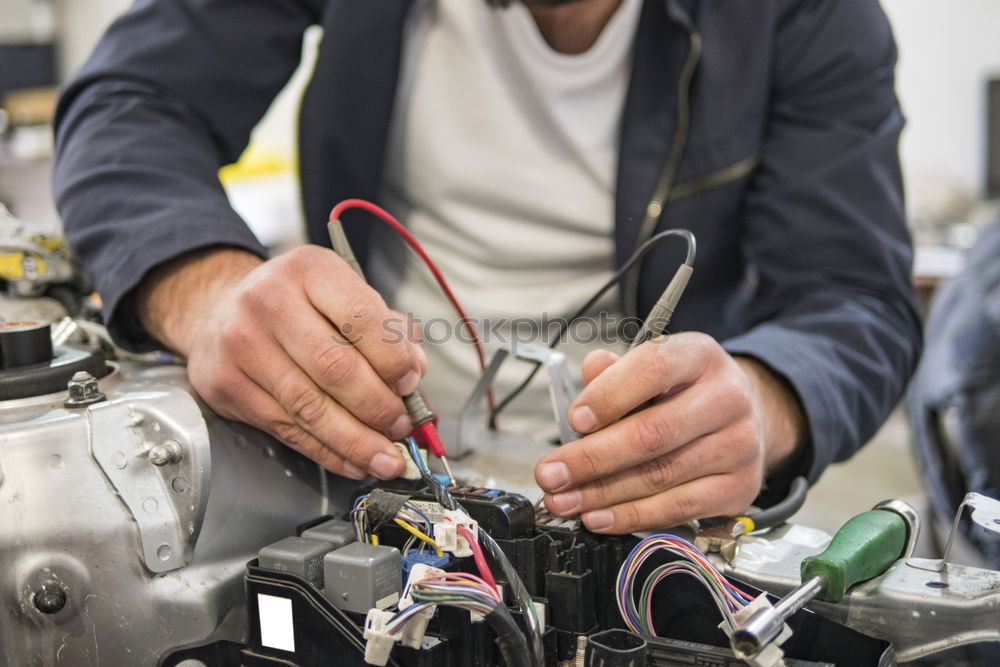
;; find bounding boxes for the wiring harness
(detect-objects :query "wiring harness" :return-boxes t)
[616,534,753,636]
[403,437,545,666]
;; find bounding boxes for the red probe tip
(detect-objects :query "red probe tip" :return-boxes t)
[416,422,447,459]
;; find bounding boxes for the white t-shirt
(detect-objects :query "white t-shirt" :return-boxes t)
[371,0,641,435]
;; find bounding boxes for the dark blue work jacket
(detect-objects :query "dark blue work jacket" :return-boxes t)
[52,0,921,501]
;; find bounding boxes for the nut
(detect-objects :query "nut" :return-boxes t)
[63,371,106,408]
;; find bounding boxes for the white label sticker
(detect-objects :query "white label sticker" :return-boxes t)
[258,593,295,652]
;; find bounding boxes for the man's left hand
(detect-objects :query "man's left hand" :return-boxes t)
[534,332,806,534]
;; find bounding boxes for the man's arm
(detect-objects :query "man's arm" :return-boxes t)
[536,0,920,532]
[54,0,323,348]
[54,1,424,479]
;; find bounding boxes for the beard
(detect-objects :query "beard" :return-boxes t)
[485,0,587,7]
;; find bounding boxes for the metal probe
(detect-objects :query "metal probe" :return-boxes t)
[628,263,693,350]
[327,218,456,486]
[404,392,457,486]
[731,506,908,658]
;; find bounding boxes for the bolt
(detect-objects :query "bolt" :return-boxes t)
[63,371,106,408]
[33,583,67,614]
[149,440,182,466]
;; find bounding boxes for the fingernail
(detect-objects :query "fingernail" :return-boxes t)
[583,509,614,531]
[537,462,571,492]
[548,490,581,515]
[396,370,420,395]
[571,406,598,433]
[369,451,403,479]
[341,461,367,480]
[389,414,412,440]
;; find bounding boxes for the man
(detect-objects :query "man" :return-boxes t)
[53,0,920,534]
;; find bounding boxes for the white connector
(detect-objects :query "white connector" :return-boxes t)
[400,563,445,610]
[399,605,436,648]
[396,563,445,648]
[393,441,424,480]
[406,500,447,523]
[432,511,478,557]
[363,608,401,666]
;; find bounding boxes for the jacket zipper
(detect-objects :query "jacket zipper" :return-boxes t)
[623,29,702,320]
[666,153,760,203]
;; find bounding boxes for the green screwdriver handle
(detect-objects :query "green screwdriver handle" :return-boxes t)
[800,509,907,603]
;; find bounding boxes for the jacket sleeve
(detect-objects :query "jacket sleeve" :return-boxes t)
[721,0,922,498]
[53,0,321,350]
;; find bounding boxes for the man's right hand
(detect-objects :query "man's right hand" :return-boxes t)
[136,245,425,480]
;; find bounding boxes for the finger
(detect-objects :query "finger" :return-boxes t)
[234,331,405,479]
[298,247,422,395]
[269,299,412,440]
[405,312,428,375]
[580,349,620,386]
[536,379,747,491]
[542,427,759,517]
[578,473,760,534]
[568,333,717,434]
[206,370,368,480]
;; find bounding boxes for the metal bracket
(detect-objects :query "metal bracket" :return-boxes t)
[459,343,580,453]
[89,385,211,573]
[872,499,921,559]
[910,492,1000,572]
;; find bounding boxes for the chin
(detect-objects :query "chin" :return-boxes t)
[486,0,588,7]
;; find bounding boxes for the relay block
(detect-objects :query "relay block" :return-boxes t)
[157,480,892,667]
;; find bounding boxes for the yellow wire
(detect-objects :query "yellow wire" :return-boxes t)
[393,518,443,556]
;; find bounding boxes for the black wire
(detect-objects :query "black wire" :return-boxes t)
[408,440,542,664]
[745,476,809,529]
[488,229,696,427]
[407,437,460,511]
[486,604,533,667]
[479,530,544,666]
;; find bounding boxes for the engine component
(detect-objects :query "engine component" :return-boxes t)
[0,323,106,400]
[0,320,51,368]
[459,342,580,452]
[0,355,347,666]
[585,629,647,667]
[259,537,336,589]
[324,542,403,614]
[0,318,990,666]
[301,518,357,550]
[367,478,535,540]
[401,551,450,580]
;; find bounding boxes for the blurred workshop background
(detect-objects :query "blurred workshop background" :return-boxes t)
[2,0,999,552]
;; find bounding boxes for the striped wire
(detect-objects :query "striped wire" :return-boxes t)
[387,571,501,634]
[616,534,753,635]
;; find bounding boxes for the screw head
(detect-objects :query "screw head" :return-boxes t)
[33,583,67,614]
[149,440,182,466]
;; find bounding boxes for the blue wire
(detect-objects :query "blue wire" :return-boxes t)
[402,503,435,538]
[407,437,430,474]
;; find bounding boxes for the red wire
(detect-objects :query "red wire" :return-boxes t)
[330,198,496,415]
[455,524,498,595]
